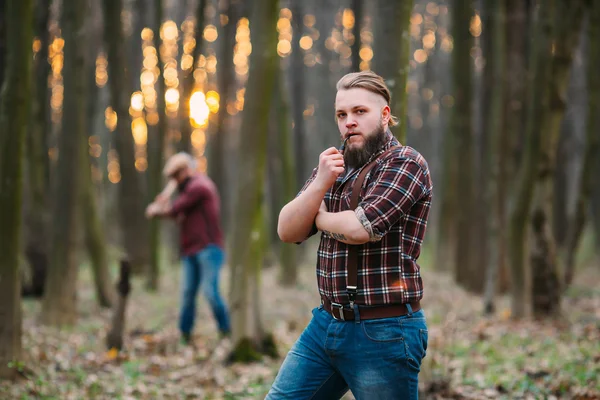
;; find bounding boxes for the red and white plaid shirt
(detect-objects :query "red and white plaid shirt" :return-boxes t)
[299,133,433,306]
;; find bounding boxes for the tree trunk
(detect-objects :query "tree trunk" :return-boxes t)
[80,0,115,309]
[179,0,207,153]
[229,0,279,362]
[373,0,412,143]
[350,0,362,72]
[508,0,553,319]
[450,0,479,293]
[269,68,297,286]
[145,0,168,291]
[0,0,33,380]
[22,0,52,299]
[312,0,339,152]
[106,260,131,351]
[498,0,528,294]
[564,5,600,286]
[0,0,5,87]
[529,0,585,317]
[41,0,86,327]
[289,0,308,190]
[129,0,146,92]
[483,0,507,314]
[208,0,239,232]
[103,0,150,275]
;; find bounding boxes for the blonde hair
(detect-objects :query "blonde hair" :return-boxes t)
[336,71,399,127]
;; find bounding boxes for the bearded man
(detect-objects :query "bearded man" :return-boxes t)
[267,70,433,400]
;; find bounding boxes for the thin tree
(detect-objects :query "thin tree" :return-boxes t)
[41,0,87,326]
[24,0,52,296]
[450,0,479,292]
[208,0,239,231]
[289,0,308,190]
[80,0,116,309]
[508,0,554,319]
[228,0,280,362]
[372,0,412,143]
[529,0,586,316]
[179,0,207,153]
[563,4,600,287]
[267,68,297,286]
[483,0,507,314]
[146,0,168,291]
[350,0,362,72]
[0,0,33,379]
[102,0,150,275]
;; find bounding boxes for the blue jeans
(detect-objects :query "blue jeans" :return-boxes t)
[179,245,231,335]
[266,305,428,400]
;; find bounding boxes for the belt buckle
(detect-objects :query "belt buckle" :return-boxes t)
[331,302,345,321]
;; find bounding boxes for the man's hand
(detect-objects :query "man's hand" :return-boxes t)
[314,147,344,190]
[145,202,170,219]
[145,203,160,219]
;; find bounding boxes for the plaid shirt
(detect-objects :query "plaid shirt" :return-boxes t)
[299,132,433,306]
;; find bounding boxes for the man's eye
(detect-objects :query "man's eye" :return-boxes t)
[356,109,365,114]
[337,113,346,118]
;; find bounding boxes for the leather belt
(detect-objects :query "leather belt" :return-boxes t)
[321,296,421,321]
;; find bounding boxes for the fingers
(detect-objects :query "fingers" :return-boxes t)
[321,147,341,156]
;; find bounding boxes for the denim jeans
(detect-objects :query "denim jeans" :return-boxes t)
[179,245,231,335]
[266,305,428,400]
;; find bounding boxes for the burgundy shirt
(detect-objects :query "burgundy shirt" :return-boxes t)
[170,174,224,256]
[298,133,433,306]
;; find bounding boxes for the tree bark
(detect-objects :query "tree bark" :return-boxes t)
[208,0,239,232]
[145,0,168,291]
[450,0,479,293]
[483,0,507,314]
[268,68,297,286]
[41,0,87,327]
[229,0,279,362]
[289,0,308,190]
[0,0,33,380]
[499,0,528,293]
[103,0,150,275]
[565,5,600,286]
[529,0,584,317]
[373,0,412,143]
[106,260,131,351]
[508,0,553,319]
[179,0,207,153]
[350,0,362,72]
[22,0,52,298]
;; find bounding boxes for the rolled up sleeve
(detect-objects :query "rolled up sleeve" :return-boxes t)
[355,158,429,242]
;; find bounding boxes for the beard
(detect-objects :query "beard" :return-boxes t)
[343,122,388,169]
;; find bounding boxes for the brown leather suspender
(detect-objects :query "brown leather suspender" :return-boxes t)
[346,146,399,308]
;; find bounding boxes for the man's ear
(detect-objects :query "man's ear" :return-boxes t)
[381,105,391,125]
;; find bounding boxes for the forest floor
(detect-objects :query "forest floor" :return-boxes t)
[1,242,599,400]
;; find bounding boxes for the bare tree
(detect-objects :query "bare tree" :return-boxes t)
[103,0,150,274]
[0,0,33,379]
[450,0,479,292]
[483,0,507,314]
[208,0,240,231]
[229,0,279,362]
[146,0,168,290]
[372,0,412,142]
[564,4,600,287]
[41,0,87,326]
[508,0,554,319]
[179,0,207,153]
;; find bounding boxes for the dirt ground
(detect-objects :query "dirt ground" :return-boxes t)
[1,244,599,399]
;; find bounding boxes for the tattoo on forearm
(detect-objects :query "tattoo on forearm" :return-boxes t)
[322,230,347,241]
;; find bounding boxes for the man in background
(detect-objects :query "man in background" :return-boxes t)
[146,152,231,344]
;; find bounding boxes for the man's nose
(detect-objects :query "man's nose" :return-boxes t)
[345,117,357,128]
